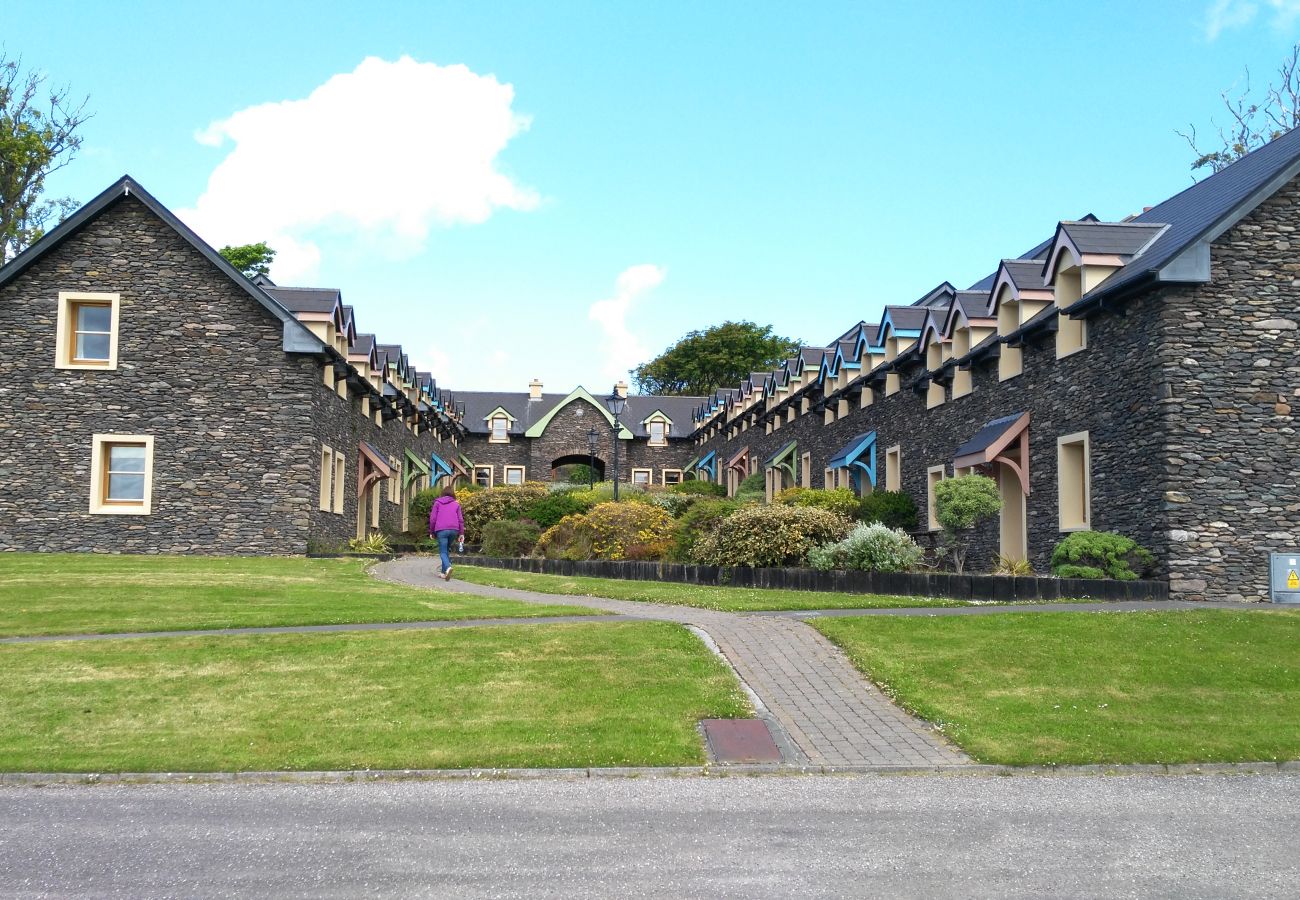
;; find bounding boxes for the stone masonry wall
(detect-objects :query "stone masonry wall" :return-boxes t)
[0,197,319,554]
[1157,176,1300,601]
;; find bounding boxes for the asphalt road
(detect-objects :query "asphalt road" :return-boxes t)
[2,774,1297,898]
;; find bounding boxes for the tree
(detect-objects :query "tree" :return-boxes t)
[1178,43,1300,176]
[633,321,801,396]
[933,474,1000,575]
[218,242,276,277]
[0,52,91,262]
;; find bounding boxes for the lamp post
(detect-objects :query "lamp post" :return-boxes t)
[604,386,627,501]
[587,427,599,489]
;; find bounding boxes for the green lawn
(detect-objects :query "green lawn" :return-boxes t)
[0,555,596,637]
[455,565,972,612]
[814,609,1300,765]
[0,622,748,771]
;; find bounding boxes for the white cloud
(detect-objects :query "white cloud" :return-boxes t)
[1204,0,1300,39]
[179,56,538,281]
[588,264,665,387]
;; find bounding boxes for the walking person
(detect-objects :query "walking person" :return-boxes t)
[428,485,465,581]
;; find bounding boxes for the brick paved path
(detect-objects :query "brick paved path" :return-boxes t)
[374,558,970,768]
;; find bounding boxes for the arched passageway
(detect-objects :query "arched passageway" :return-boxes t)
[550,453,605,484]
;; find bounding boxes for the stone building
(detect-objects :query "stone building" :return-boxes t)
[0,177,466,554]
[686,129,1300,602]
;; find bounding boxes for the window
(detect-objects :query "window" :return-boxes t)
[997,293,1022,381]
[801,452,811,488]
[1057,432,1091,531]
[504,465,525,485]
[56,292,120,370]
[662,469,682,486]
[319,445,333,511]
[474,465,493,488]
[490,415,509,443]
[632,468,651,485]
[824,467,835,490]
[89,434,153,515]
[885,445,901,492]
[1055,262,1088,359]
[927,465,946,531]
[371,482,381,528]
[648,420,667,445]
[333,452,346,514]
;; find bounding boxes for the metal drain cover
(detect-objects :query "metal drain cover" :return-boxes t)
[701,719,782,763]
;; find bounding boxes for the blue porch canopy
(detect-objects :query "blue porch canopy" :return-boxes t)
[429,450,455,484]
[827,431,877,492]
[697,450,717,480]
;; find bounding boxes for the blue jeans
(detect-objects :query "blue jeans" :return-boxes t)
[434,529,458,572]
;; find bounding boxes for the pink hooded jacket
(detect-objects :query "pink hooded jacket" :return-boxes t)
[429,495,465,535]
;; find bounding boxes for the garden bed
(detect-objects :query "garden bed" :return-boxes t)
[469,556,1168,602]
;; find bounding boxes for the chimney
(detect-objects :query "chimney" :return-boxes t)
[528,378,543,400]
[614,380,628,398]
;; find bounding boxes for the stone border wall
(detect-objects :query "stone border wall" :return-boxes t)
[469,555,1168,602]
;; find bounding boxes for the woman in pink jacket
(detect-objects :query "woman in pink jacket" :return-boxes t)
[428,486,466,581]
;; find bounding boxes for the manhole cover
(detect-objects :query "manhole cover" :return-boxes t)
[701,719,782,763]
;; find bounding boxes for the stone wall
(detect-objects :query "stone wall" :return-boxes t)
[0,197,319,554]
[1157,176,1300,601]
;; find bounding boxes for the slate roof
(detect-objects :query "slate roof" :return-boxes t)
[999,259,1050,291]
[352,334,376,356]
[1058,221,1164,257]
[262,286,340,314]
[952,291,991,318]
[882,306,929,332]
[457,390,704,438]
[911,282,957,308]
[953,412,1025,459]
[1078,124,1300,307]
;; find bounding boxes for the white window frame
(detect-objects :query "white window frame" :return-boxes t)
[474,465,494,488]
[1057,431,1092,532]
[489,415,510,443]
[632,468,652,485]
[56,291,121,370]
[89,434,154,515]
[661,469,683,486]
[647,419,668,446]
[504,465,525,485]
[319,445,333,512]
[885,445,901,492]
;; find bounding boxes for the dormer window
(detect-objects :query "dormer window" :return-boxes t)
[1054,258,1088,358]
[996,286,1022,381]
[491,415,508,442]
[649,420,666,444]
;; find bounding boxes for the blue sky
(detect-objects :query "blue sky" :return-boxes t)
[11,1,1300,391]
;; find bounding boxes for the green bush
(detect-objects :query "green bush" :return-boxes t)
[458,482,550,542]
[776,487,862,520]
[691,504,852,568]
[672,479,727,497]
[858,490,919,531]
[564,481,649,506]
[408,488,441,540]
[1051,531,1156,581]
[535,501,675,561]
[667,499,740,562]
[933,475,1001,574]
[481,519,542,557]
[734,472,766,504]
[647,491,701,518]
[348,533,392,554]
[523,491,598,529]
[808,522,923,572]
[566,463,598,485]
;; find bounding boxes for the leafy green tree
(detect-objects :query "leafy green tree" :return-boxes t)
[1178,43,1300,176]
[0,52,91,262]
[633,321,800,396]
[218,241,276,277]
[933,474,1001,574]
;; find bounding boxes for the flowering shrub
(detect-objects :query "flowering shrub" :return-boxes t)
[648,491,701,518]
[564,482,650,506]
[808,522,923,573]
[481,519,542,557]
[523,491,598,529]
[458,482,549,542]
[1052,531,1155,580]
[667,499,740,562]
[535,501,675,561]
[691,504,852,567]
[776,487,862,520]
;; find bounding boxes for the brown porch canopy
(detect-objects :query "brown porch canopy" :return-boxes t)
[727,445,750,472]
[358,441,394,496]
[953,411,1030,495]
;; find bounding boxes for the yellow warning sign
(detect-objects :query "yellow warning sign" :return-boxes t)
[1290,570,1300,590]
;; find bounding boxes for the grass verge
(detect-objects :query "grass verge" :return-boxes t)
[454,565,972,612]
[814,609,1300,765]
[0,622,748,771]
[0,554,597,637]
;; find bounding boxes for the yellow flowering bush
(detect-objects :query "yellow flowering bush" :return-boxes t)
[458,482,549,542]
[690,504,852,567]
[535,501,675,561]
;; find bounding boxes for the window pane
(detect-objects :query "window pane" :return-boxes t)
[506,469,522,484]
[109,445,147,472]
[107,473,145,501]
[77,305,112,332]
[76,333,111,361]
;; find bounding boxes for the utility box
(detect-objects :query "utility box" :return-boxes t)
[1270,552,1300,604]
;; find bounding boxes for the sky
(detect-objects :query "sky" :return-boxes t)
[9,0,1300,393]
